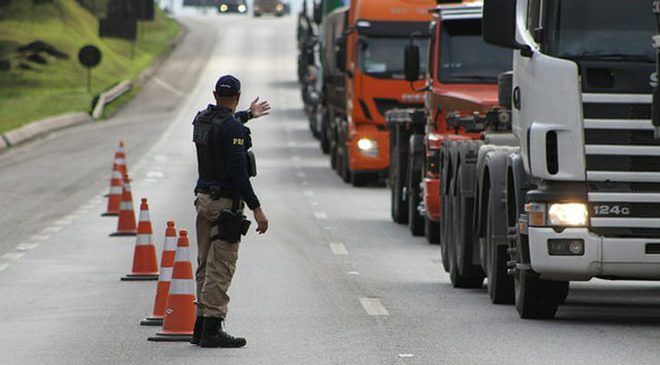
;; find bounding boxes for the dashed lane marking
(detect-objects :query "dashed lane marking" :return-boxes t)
[16,243,39,251]
[2,252,25,260]
[42,226,64,234]
[80,204,96,210]
[147,171,164,178]
[398,354,414,359]
[0,264,9,272]
[348,271,360,275]
[359,297,389,316]
[329,243,348,255]
[31,235,50,241]
[314,212,328,220]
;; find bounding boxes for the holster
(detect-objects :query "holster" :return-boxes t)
[211,199,251,244]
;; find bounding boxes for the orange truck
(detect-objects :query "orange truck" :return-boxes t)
[387,1,512,247]
[329,0,435,186]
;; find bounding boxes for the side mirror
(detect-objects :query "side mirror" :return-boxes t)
[335,36,347,72]
[404,43,420,82]
[483,0,532,56]
[313,1,322,25]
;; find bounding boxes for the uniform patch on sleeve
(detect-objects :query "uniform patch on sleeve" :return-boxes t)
[232,138,245,145]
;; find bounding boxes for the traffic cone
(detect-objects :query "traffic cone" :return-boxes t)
[148,229,196,342]
[141,220,178,325]
[115,141,128,177]
[101,163,123,216]
[110,174,137,237]
[121,198,159,281]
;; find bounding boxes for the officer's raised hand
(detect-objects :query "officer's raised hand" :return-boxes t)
[253,207,269,234]
[249,97,271,119]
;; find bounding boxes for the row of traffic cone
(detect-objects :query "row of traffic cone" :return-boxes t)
[102,141,196,342]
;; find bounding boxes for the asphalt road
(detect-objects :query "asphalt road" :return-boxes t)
[1,14,660,365]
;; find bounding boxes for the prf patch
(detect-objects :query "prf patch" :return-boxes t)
[232,138,244,145]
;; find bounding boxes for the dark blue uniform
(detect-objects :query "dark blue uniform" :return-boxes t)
[193,104,260,210]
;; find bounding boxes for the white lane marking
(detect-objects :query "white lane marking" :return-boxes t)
[16,243,39,251]
[154,154,168,162]
[323,226,332,230]
[297,172,307,178]
[398,354,414,358]
[303,190,314,197]
[359,297,389,316]
[42,226,64,234]
[147,171,164,178]
[88,197,103,204]
[80,204,96,210]
[329,243,348,255]
[153,77,187,97]
[2,252,25,260]
[314,212,328,220]
[31,234,50,241]
[0,263,9,272]
[54,219,73,226]
[74,209,89,215]
[63,214,80,221]
[348,271,360,275]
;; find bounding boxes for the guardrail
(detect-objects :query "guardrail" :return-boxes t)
[92,80,133,119]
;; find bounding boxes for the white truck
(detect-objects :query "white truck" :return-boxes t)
[477,0,657,319]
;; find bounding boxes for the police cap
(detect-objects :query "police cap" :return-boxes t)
[215,75,241,97]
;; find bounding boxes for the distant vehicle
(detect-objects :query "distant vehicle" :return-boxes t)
[217,0,248,14]
[253,0,290,17]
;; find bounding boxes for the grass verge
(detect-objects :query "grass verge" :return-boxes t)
[0,0,179,133]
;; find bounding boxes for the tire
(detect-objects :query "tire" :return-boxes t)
[340,144,351,183]
[390,127,408,223]
[449,166,485,288]
[514,260,569,319]
[320,109,330,154]
[425,217,440,244]
[407,167,424,236]
[439,148,452,273]
[486,203,514,304]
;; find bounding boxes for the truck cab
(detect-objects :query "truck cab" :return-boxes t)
[481,0,658,319]
[333,0,435,186]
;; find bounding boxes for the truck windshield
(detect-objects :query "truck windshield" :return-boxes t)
[439,19,512,84]
[543,0,655,62]
[358,37,429,79]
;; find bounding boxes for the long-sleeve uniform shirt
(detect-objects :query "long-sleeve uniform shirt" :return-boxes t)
[194,105,260,210]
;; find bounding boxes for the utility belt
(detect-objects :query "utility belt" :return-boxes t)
[195,186,236,201]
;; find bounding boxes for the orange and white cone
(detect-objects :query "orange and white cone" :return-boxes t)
[141,220,178,325]
[110,174,137,237]
[148,229,196,342]
[101,163,123,216]
[121,198,159,281]
[115,141,128,177]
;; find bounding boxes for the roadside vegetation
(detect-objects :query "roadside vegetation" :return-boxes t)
[0,0,179,133]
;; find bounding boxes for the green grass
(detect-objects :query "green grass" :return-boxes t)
[0,0,179,133]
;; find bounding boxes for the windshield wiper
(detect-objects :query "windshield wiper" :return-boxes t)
[449,75,498,82]
[572,53,654,62]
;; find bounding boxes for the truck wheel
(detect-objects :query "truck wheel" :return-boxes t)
[449,166,485,288]
[320,110,330,154]
[407,170,424,237]
[390,134,408,224]
[424,217,440,244]
[340,145,351,183]
[514,266,568,319]
[486,204,514,304]
[439,148,452,273]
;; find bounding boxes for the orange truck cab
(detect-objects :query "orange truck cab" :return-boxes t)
[388,1,512,243]
[333,0,435,186]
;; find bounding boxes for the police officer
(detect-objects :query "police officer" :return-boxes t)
[191,75,270,348]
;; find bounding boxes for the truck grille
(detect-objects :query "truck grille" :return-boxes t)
[582,93,660,235]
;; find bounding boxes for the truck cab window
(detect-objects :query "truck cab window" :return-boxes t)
[439,19,513,84]
[542,0,655,61]
[357,37,429,79]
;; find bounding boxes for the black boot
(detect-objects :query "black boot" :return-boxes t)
[190,316,205,345]
[199,317,247,348]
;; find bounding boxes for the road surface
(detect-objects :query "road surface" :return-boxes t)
[1,14,660,365]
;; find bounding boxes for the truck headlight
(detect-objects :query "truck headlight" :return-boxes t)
[357,138,378,157]
[547,203,588,227]
[238,4,246,12]
[276,3,284,11]
[219,4,228,12]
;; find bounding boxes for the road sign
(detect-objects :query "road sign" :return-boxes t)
[78,45,102,92]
